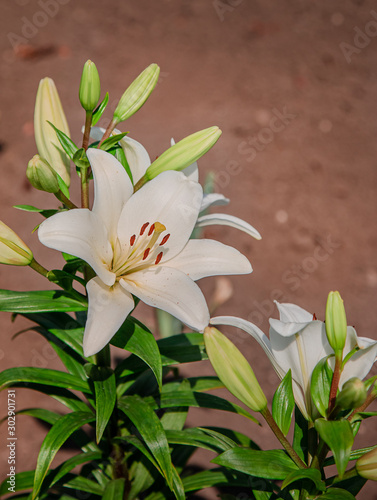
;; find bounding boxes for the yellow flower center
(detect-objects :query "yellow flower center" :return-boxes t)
[111,221,170,278]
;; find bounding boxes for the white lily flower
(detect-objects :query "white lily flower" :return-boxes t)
[211,301,377,420]
[88,127,261,240]
[38,149,252,357]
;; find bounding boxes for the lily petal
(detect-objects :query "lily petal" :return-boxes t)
[171,138,199,181]
[340,328,377,387]
[210,316,284,378]
[270,321,330,414]
[275,302,314,324]
[200,193,230,212]
[120,266,210,332]
[84,278,134,357]
[196,214,262,240]
[89,127,151,184]
[87,149,133,243]
[119,135,151,183]
[118,171,203,261]
[165,239,252,280]
[38,209,115,286]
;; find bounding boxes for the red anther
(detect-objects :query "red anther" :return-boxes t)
[155,252,163,265]
[143,248,150,260]
[160,233,171,246]
[148,223,155,236]
[313,313,317,320]
[130,234,136,246]
[140,222,149,235]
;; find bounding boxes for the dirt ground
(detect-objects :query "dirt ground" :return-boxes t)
[1,0,377,498]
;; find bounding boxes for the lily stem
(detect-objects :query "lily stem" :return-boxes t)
[328,354,342,413]
[82,111,92,151]
[56,191,77,210]
[261,407,307,469]
[348,391,377,422]
[94,344,111,367]
[29,258,49,277]
[98,118,118,148]
[80,166,89,209]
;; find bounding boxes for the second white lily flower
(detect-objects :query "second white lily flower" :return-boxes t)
[38,150,252,357]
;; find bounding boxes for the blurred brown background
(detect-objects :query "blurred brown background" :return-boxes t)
[1,0,377,498]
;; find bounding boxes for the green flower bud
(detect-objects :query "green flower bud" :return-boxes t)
[113,63,160,123]
[325,291,347,355]
[0,221,33,266]
[136,126,222,190]
[34,77,71,187]
[204,326,267,412]
[356,447,377,481]
[79,59,101,112]
[336,377,367,410]
[26,155,60,193]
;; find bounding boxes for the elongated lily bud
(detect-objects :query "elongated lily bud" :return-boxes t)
[113,63,160,123]
[136,126,222,189]
[34,77,71,187]
[325,291,347,356]
[204,326,267,412]
[26,155,59,193]
[356,448,377,481]
[79,60,101,112]
[0,221,33,266]
[336,378,367,410]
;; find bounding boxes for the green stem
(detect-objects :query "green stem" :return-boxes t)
[325,466,359,486]
[82,111,93,151]
[348,391,377,422]
[328,354,342,413]
[80,166,89,209]
[29,258,49,277]
[261,407,307,469]
[56,191,77,209]
[98,117,118,148]
[94,344,111,367]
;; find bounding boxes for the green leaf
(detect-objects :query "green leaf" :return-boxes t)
[86,364,117,443]
[157,388,259,423]
[292,406,308,463]
[165,428,232,453]
[0,289,87,313]
[114,145,133,183]
[13,204,58,218]
[282,468,325,492]
[181,468,265,493]
[56,172,70,199]
[16,407,60,425]
[310,355,333,417]
[325,444,377,465]
[320,488,356,499]
[164,376,223,393]
[118,395,173,488]
[158,333,208,365]
[212,449,298,480]
[0,367,90,393]
[315,418,354,478]
[100,132,129,151]
[92,92,109,126]
[73,147,90,169]
[112,317,162,389]
[171,465,185,500]
[102,478,125,499]
[201,426,260,450]
[32,411,95,499]
[47,269,86,289]
[0,470,34,495]
[272,369,294,436]
[48,122,79,160]
[61,475,104,495]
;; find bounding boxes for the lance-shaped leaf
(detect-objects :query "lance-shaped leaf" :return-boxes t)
[32,411,95,499]
[86,364,116,443]
[314,418,354,478]
[212,449,298,480]
[0,367,90,393]
[0,289,87,313]
[282,469,325,492]
[111,316,162,389]
[310,355,333,417]
[118,395,173,488]
[320,489,356,500]
[102,479,126,500]
[272,369,295,436]
[92,92,109,126]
